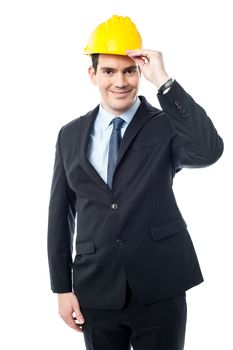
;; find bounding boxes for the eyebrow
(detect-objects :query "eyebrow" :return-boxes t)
[100,65,138,72]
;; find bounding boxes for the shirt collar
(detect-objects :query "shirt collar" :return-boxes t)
[97,97,141,131]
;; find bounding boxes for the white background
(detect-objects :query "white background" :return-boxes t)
[0,0,232,349]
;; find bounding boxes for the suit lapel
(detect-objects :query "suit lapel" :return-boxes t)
[115,96,161,169]
[79,105,110,191]
[79,96,162,191]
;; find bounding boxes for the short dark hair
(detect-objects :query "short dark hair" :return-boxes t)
[90,54,99,74]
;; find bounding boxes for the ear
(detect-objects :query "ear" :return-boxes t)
[88,66,97,85]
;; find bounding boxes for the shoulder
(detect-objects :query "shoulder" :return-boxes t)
[139,95,175,137]
[59,105,98,140]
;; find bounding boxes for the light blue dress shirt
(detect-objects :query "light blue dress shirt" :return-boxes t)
[87,97,141,184]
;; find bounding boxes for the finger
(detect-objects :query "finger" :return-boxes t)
[129,56,146,66]
[73,317,85,332]
[73,307,85,324]
[126,49,152,58]
[62,315,84,333]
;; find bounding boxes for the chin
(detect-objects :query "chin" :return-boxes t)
[113,96,135,107]
[112,102,132,113]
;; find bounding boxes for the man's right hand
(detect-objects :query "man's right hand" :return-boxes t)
[58,292,85,333]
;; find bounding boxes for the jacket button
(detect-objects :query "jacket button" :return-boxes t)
[116,239,123,246]
[111,203,118,209]
[174,100,182,110]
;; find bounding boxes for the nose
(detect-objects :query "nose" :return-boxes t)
[114,73,127,88]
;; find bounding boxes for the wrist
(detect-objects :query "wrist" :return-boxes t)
[158,78,174,95]
[152,72,170,88]
[57,292,73,297]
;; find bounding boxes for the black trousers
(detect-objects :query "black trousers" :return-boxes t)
[80,283,187,350]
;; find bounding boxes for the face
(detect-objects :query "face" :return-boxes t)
[88,54,140,115]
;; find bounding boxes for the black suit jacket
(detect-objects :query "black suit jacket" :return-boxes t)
[47,80,223,309]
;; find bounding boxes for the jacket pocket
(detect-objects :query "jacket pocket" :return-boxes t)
[76,241,96,255]
[150,217,187,241]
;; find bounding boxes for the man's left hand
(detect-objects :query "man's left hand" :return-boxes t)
[126,49,171,88]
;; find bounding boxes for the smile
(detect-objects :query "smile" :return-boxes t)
[110,90,132,95]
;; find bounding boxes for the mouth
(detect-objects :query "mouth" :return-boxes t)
[110,90,132,96]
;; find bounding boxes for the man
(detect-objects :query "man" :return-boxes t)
[47,15,224,350]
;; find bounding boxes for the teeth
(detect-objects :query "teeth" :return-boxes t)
[113,91,130,93]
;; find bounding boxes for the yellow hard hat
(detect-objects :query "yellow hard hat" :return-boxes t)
[84,15,142,55]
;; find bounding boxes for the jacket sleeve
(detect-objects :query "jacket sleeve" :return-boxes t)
[47,127,76,293]
[157,80,224,172]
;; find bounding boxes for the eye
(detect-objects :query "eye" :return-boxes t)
[103,70,114,76]
[124,67,137,76]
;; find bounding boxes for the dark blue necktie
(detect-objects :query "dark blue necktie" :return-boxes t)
[107,117,125,189]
